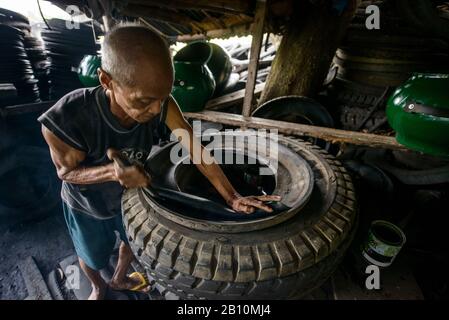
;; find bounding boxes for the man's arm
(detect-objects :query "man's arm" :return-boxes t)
[164,98,280,214]
[41,125,149,188]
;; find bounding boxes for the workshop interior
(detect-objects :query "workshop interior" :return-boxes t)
[0,0,449,301]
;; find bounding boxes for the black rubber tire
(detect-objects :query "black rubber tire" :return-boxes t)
[252,96,334,150]
[122,136,357,299]
[365,151,449,186]
[338,105,387,131]
[343,30,449,50]
[339,46,449,61]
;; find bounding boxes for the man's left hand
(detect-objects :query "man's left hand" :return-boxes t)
[227,194,282,214]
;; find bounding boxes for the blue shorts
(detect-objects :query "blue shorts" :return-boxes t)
[62,202,128,271]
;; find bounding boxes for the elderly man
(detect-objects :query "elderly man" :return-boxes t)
[38,24,280,300]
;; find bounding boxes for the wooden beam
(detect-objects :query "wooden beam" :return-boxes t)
[139,18,170,38]
[183,111,408,151]
[102,15,114,32]
[242,0,266,117]
[121,4,192,27]
[176,21,252,40]
[201,10,226,29]
[124,5,252,35]
[127,0,253,15]
[176,33,208,41]
[205,83,265,110]
[189,14,252,32]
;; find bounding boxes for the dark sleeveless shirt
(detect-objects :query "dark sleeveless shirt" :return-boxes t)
[38,86,169,219]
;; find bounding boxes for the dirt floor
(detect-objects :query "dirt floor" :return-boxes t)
[0,206,74,299]
[0,199,429,301]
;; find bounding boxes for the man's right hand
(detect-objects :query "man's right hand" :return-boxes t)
[111,162,151,188]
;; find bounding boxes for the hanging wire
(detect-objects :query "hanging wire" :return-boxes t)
[37,0,52,30]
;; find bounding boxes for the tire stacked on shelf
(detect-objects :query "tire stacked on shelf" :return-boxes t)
[219,38,276,96]
[329,0,449,131]
[0,7,30,31]
[23,34,50,101]
[0,9,40,106]
[40,19,100,100]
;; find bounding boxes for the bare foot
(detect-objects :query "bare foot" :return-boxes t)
[88,284,107,300]
[109,274,150,293]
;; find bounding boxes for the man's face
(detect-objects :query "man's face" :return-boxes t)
[105,60,174,123]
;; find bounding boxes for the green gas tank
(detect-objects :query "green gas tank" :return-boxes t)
[387,73,449,157]
[77,55,101,87]
[172,46,216,112]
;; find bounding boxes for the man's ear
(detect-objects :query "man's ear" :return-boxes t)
[98,68,112,90]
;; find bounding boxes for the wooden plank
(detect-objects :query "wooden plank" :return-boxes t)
[242,0,267,117]
[205,83,265,110]
[19,256,52,300]
[183,110,409,151]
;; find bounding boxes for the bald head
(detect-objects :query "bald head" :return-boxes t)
[101,23,173,87]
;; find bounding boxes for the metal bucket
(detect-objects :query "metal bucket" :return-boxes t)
[362,220,406,267]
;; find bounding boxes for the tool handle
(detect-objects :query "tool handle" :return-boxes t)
[106,148,129,169]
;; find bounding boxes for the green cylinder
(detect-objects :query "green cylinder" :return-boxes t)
[207,43,232,95]
[77,55,101,87]
[171,61,215,112]
[174,41,232,95]
[386,73,449,157]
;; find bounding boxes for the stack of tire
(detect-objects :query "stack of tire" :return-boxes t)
[220,39,276,96]
[40,19,99,100]
[330,0,449,131]
[0,9,62,227]
[0,9,40,106]
[23,33,50,101]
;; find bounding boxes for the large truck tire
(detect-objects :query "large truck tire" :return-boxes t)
[122,133,357,299]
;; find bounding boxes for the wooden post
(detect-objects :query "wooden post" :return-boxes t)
[260,0,358,103]
[241,0,267,117]
[102,15,114,32]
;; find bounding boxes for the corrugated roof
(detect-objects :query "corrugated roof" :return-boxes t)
[48,0,259,39]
